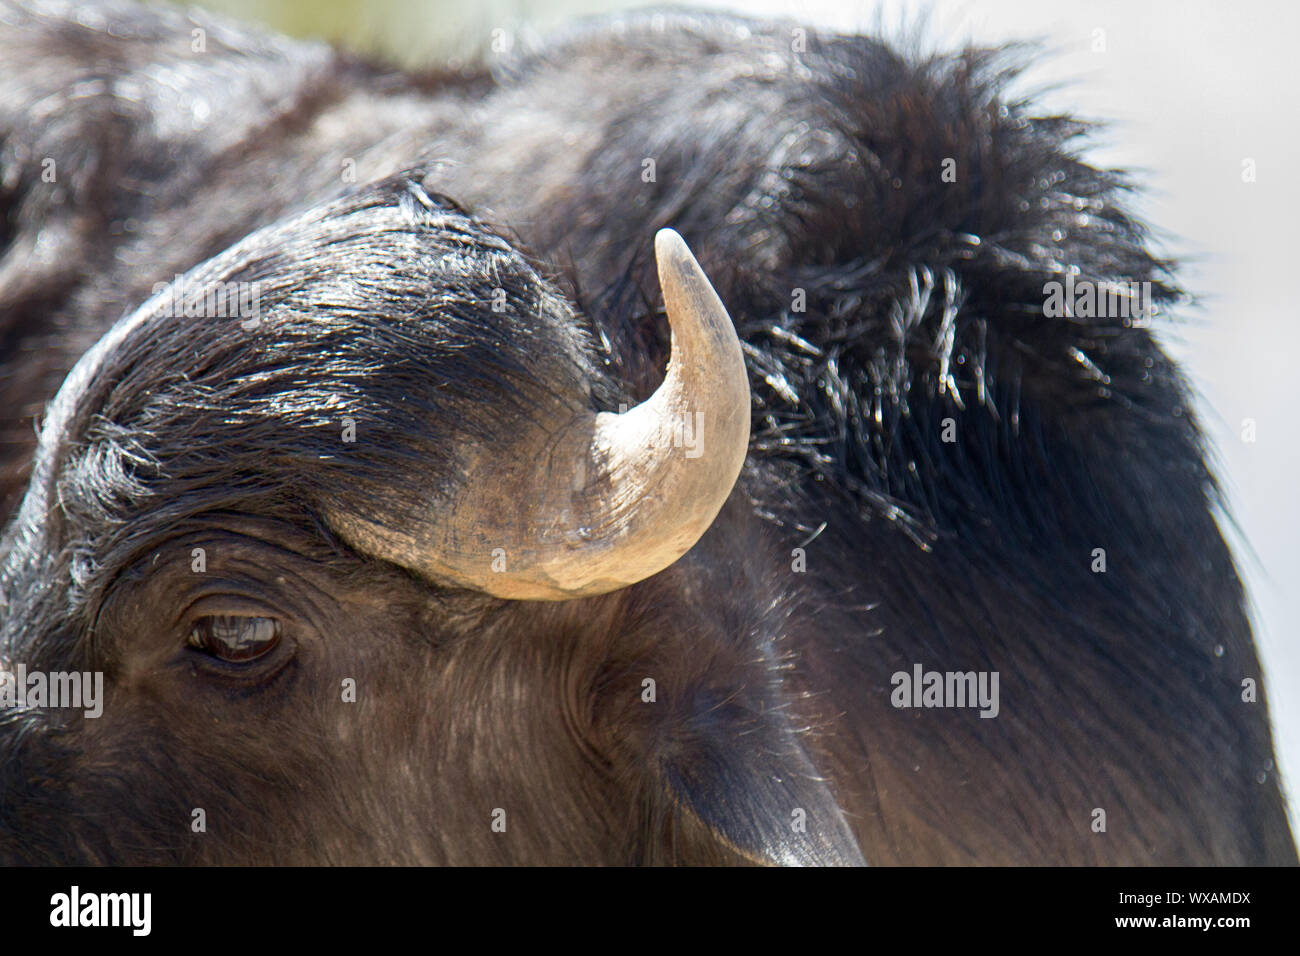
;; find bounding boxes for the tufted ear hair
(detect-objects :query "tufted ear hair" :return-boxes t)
[661,737,867,866]
[642,678,866,866]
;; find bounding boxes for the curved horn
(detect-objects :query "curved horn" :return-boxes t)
[330,229,751,600]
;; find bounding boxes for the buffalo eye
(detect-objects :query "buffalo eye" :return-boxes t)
[188,615,282,662]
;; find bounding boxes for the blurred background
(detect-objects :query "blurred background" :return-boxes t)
[152,0,1300,832]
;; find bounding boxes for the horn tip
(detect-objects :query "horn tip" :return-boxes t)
[654,227,692,268]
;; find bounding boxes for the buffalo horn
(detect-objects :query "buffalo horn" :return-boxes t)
[331,229,751,600]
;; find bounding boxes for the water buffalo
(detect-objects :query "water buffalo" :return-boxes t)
[0,0,1293,865]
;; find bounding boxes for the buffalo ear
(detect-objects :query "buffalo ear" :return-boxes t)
[651,709,866,866]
